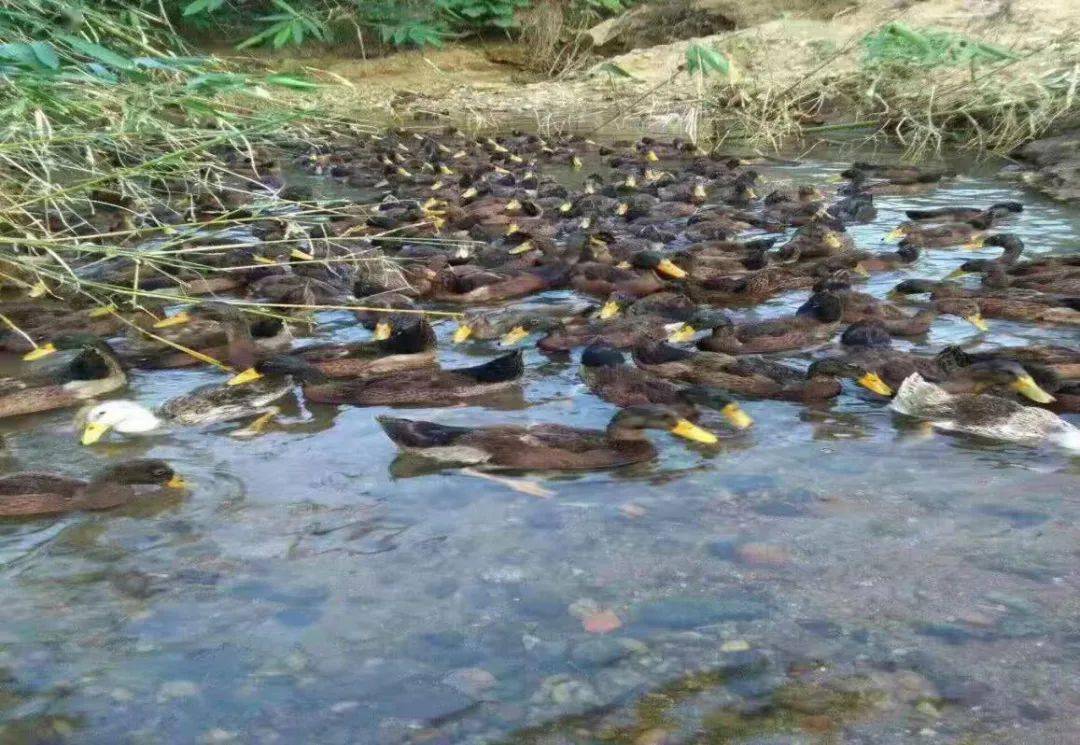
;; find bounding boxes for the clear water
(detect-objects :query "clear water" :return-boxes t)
[1,152,1078,744]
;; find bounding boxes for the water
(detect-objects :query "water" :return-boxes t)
[1,151,1078,743]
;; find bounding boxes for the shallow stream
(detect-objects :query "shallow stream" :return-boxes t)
[1,149,1078,743]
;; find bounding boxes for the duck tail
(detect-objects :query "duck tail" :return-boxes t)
[889,373,951,415]
[460,349,524,383]
[1051,425,1080,452]
[376,416,472,448]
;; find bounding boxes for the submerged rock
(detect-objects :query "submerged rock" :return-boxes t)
[1009,130,1080,202]
[635,594,769,629]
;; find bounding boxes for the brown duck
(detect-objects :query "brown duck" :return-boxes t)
[0,459,186,518]
[377,404,718,470]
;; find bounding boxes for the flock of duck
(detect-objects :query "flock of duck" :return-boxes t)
[2,129,1079,517]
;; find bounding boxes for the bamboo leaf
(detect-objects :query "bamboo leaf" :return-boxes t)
[58,34,138,71]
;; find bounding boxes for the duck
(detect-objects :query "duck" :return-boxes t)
[254,349,524,407]
[1,334,127,419]
[696,291,844,355]
[293,314,438,378]
[130,302,292,370]
[904,201,1023,222]
[889,373,1079,449]
[885,217,993,248]
[452,308,582,346]
[942,234,1025,278]
[376,404,718,470]
[631,341,892,400]
[0,459,186,518]
[579,344,753,428]
[430,263,569,304]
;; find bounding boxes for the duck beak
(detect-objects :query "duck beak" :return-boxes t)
[721,403,753,430]
[615,260,631,270]
[290,248,314,261]
[439,164,453,175]
[584,181,595,195]
[227,367,263,386]
[857,372,893,397]
[1011,375,1055,404]
[504,198,522,213]
[154,311,191,329]
[853,262,870,278]
[944,267,968,280]
[253,255,276,265]
[373,321,392,341]
[667,324,696,343]
[599,301,621,320]
[624,176,637,189]
[500,326,530,346]
[27,280,48,298]
[657,259,687,279]
[22,343,57,361]
[166,474,188,490]
[824,232,843,250]
[885,228,905,242]
[964,236,985,250]
[670,419,719,444]
[505,223,520,236]
[616,203,628,216]
[646,150,659,162]
[453,324,472,344]
[745,189,758,200]
[570,156,583,170]
[692,184,708,200]
[81,421,110,445]
[508,240,534,255]
[86,304,117,318]
[559,202,573,214]
[964,312,989,332]
[460,186,478,200]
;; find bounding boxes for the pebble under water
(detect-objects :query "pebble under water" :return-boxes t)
[1,147,1078,744]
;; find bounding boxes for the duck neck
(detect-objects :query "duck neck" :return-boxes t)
[65,345,126,399]
[222,318,257,370]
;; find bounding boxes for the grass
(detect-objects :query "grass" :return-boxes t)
[704,23,1080,157]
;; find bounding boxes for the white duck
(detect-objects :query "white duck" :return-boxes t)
[890,373,1080,449]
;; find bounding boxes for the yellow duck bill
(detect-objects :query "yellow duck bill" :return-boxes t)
[857,372,894,397]
[166,474,189,489]
[598,301,622,320]
[1011,375,1056,404]
[965,312,989,332]
[721,403,754,430]
[81,422,110,445]
[499,326,530,346]
[373,321,392,341]
[657,258,687,279]
[453,325,473,344]
[666,324,697,344]
[670,419,719,445]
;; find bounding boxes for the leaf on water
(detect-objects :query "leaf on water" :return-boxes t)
[583,609,622,634]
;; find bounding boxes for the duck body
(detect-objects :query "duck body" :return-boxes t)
[261,350,524,407]
[377,404,716,470]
